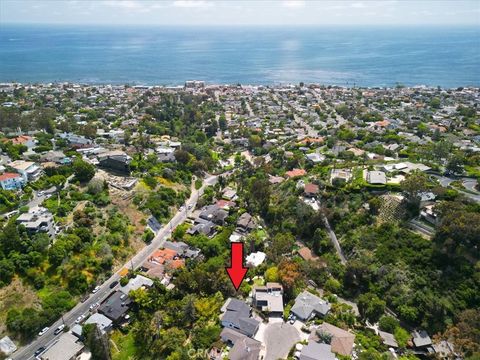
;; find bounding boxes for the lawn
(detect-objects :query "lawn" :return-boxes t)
[111,330,138,360]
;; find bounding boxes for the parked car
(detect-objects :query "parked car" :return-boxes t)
[38,327,49,336]
[75,315,86,324]
[109,280,119,289]
[34,347,45,356]
[80,295,89,303]
[92,286,100,294]
[54,324,65,335]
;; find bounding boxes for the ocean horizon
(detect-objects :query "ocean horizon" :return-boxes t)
[0,24,479,87]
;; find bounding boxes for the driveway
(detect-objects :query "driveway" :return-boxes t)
[263,322,301,360]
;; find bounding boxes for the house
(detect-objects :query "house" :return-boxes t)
[98,150,131,174]
[286,168,307,178]
[216,199,236,211]
[220,328,263,360]
[40,151,71,165]
[305,152,325,164]
[187,218,217,237]
[268,174,285,184]
[8,160,42,182]
[16,206,55,237]
[432,340,457,359]
[366,171,387,185]
[199,204,228,225]
[291,291,331,321]
[0,336,17,356]
[39,332,84,360]
[378,330,398,348]
[98,291,132,325]
[411,330,432,349]
[84,313,113,334]
[140,260,165,280]
[304,183,319,197]
[148,248,185,272]
[381,162,431,174]
[222,187,237,201]
[0,172,25,190]
[330,169,352,184]
[299,342,336,360]
[252,283,284,316]
[420,204,439,225]
[59,132,92,147]
[236,212,256,233]
[313,323,356,356]
[220,298,260,338]
[297,246,319,261]
[4,135,36,149]
[229,232,244,243]
[163,240,201,259]
[119,274,153,295]
[245,251,266,267]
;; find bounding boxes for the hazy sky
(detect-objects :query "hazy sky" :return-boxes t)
[1,0,479,26]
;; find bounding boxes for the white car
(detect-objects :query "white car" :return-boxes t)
[38,327,49,336]
[75,315,86,324]
[92,286,100,294]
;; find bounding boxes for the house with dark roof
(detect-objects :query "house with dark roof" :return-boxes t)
[163,240,201,259]
[199,204,229,225]
[412,330,432,349]
[291,291,331,321]
[98,291,132,325]
[186,217,217,237]
[236,212,256,234]
[220,298,260,338]
[98,150,131,174]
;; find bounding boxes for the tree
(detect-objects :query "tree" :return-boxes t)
[446,155,464,175]
[249,134,262,149]
[267,233,294,262]
[265,266,279,283]
[278,260,301,299]
[247,177,270,215]
[444,309,480,357]
[394,327,411,348]
[72,159,95,183]
[83,323,112,360]
[218,114,227,131]
[174,149,190,165]
[379,316,399,333]
[400,171,429,213]
[358,292,386,323]
[430,97,441,109]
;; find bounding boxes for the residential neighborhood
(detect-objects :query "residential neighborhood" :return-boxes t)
[0,81,478,360]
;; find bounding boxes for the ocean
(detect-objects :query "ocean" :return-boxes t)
[0,24,479,87]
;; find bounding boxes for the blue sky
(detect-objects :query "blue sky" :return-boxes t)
[1,0,479,26]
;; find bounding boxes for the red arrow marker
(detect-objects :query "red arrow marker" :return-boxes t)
[226,242,248,291]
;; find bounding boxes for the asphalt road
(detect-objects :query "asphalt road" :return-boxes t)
[263,322,300,360]
[429,174,480,202]
[11,174,218,360]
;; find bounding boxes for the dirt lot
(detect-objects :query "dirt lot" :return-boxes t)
[109,187,146,254]
[0,278,41,337]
